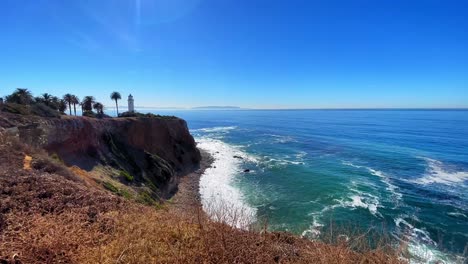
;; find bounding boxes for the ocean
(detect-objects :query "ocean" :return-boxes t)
[150,109,467,263]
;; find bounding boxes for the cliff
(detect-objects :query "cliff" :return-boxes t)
[0,111,402,264]
[0,112,201,198]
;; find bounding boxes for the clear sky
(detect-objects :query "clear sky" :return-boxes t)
[0,0,467,109]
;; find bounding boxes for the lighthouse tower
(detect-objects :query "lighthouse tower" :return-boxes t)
[128,94,134,112]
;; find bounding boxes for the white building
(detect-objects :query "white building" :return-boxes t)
[128,94,134,112]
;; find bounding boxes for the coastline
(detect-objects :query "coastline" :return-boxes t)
[169,149,214,214]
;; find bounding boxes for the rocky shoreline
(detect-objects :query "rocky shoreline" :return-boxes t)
[169,149,214,214]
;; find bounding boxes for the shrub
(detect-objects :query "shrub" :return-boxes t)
[50,153,63,163]
[31,156,79,182]
[30,103,60,118]
[1,103,31,115]
[119,188,133,199]
[0,103,60,118]
[119,170,134,182]
[103,182,119,193]
[137,191,156,206]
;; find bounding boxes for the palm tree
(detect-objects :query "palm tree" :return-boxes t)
[110,92,121,116]
[82,96,95,113]
[41,93,53,106]
[93,102,104,114]
[5,88,34,105]
[58,99,67,114]
[49,96,60,111]
[63,94,73,115]
[71,95,80,116]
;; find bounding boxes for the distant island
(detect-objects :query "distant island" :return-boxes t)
[192,106,242,110]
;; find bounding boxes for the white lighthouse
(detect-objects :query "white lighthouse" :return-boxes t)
[128,94,134,113]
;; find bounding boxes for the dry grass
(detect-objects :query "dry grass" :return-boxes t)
[79,207,404,264]
[0,133,405,264]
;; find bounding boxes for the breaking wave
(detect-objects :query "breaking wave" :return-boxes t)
[196,137,257,229]
[414,157,468,185]
[192,126,238,133]
[342,161,403,203]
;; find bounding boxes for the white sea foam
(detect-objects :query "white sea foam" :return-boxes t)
[193,126,238,133]
[414,157,468,185]
[339,194,381,216]
[447,212,467,218]
[406,243,461,264]
[264,157,305,167]
[394,217,435,246]
[342,161,403,203]
[392,216,463,264]
[301,216,324,239]
[265,134,298,144]
[262,151,307,168]
[196,137,257,229]
[295,151,308,160]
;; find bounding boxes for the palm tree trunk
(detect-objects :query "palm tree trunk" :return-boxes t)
[115,99,119,116]
[73,104,76,116]
[68,102,72,115]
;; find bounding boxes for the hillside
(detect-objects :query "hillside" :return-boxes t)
[0,112,403,263]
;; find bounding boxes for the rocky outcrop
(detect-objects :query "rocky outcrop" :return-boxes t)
[0,113,201,198]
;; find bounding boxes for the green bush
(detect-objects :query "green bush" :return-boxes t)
[50,153,63,163]
[103,182,119,193]
[30,103,60,118]
[137,191,156,206]
[82,110,96,118]
[1,103,31,115]
[119,189,133,199]
[119,170,134,182]
[1,103,60,118]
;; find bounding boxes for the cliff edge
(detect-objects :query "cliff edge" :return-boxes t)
[0,112,201,199]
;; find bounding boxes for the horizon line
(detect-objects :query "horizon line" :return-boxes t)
[106,106,468,111]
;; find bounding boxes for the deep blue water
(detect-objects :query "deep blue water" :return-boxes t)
[149,109,467,262]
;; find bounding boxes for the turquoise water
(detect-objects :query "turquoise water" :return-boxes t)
[152,109,467,262]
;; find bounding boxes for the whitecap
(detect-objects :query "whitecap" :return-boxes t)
[342,161,403,203]
[295,151,308,160]
[193,126,237,133]
[301,216,324,240]
[394,217,435,246]
[196,137,256,229]
[392,216,464,264]
[263,157,305,168]
[339,194,381,216]
[447,212,467,219]
[414,157,468,185]
[264,134,298,144]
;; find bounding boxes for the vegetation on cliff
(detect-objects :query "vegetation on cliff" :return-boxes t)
[0,131,403,263]
[1,88,109,118]
[0,99,405,263]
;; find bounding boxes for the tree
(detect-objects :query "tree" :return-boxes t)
[63,94,73,115]
[58,99,67,114]
[110,91,121,116]
[82,96,95,113]
[71,95,80,116]
[41,93,53,106]
[5,88,34,105]
[49,96,61,111]
[93,102,104,114]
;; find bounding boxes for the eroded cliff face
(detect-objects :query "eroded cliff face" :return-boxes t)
[0,113,201,198]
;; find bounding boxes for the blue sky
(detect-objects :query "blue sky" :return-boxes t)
[0,0,467,109]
